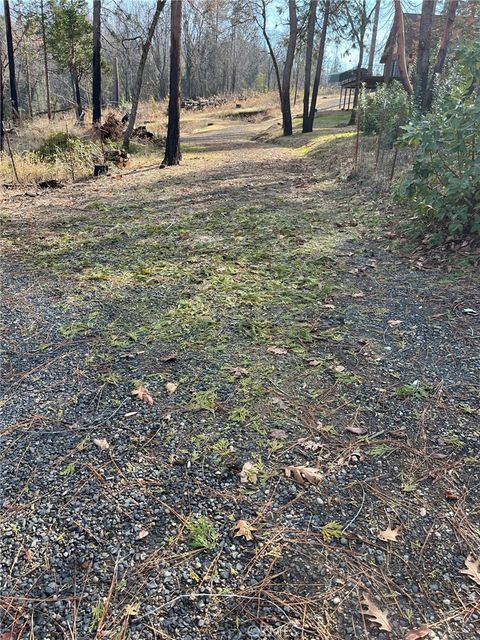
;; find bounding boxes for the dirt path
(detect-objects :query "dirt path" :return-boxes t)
[1,119,479,640]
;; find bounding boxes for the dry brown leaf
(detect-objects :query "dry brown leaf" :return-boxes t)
[165,381,178,395]
[270,429,287,440]
[377,525,401,542]
[272,396,287,410]
[460,554,480,586]
[240,462,258,484]
[388,319,403,327]
[361,593,392,632]
[228,366,250,377]
[137,529,149,540]
[160,353,177,362]
[405,627,430,640]
[284,465,322,486]
[93,438,110,451]
[267,346,288,355]
[307,359,322,367]
[233,519,255,541]
[24,549,33,562]
[345,425,367,435]
[351,291,365,298]
[132,384,154,405]
[303,440,322,451]
[334,365,345,373]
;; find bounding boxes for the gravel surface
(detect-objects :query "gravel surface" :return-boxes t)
[1,117,479,639]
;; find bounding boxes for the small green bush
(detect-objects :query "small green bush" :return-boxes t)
[36,131,94,164]
[396,42,480,238]
[359,82,407,146]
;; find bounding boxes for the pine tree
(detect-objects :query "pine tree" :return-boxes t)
[47,0,92,119]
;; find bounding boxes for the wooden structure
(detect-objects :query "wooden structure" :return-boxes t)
[338,68,384,110]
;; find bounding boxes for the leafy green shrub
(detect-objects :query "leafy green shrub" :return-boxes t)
[396,42,480,238]
[36,131,94,164]
[359,82,407,146]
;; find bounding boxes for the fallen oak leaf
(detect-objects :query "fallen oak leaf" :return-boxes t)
[132,384,154,406]
[267,346,288,355]
[284,465,322,486]
[228,366,250,377]
[360,593,392,632]
[160,352,177,362]
[405,627,430,640]
[136,529,149,540]
[388,319,403,327]
[93,438,110,451]
[345,425,367,435]
[165,381,178,395]
[460,554,480,586]
[377,525,401,543]
[270,428,287,439]
[240,462,258,484]
[233,519,256,541]
[272,396,287,410]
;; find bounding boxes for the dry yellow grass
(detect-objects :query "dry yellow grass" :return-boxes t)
[0,91,339,187]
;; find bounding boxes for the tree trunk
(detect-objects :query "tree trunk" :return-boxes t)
[305,0,330,132]
[72,71,83,119]
[258,0,283,107]
[423,0,459,110]
[40,0,52,119]
[163,0,182,166]
[415,0,437,108]
[25,46,33,118]
[394,0,413,95]
[4,0,19,122]
[302,0,317,132]
[122,0,167,150]
[367,0,381,75]
[348,41,365,125]
[281,0,298,136]
[112,57,120,106]
[0,37,4,151]
[92,0,102,126]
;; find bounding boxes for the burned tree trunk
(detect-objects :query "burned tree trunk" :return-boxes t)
[92,0,102,126]
[281,0,298,136]
[163,0,182,166]
[302,0,317,132]
[4,0,19,122]
[305,0,330,133]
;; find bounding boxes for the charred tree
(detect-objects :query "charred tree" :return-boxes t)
[302,1,317,132]
[4,0,19,122]
[281,0,298,136]
[92,0,102,126]
[163,0,182,166]
[305,0,330,133]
